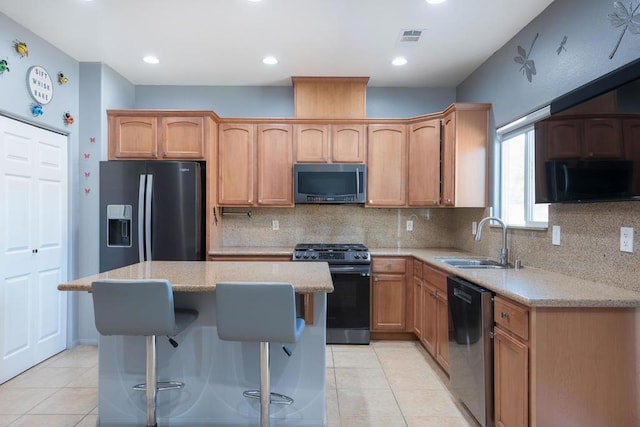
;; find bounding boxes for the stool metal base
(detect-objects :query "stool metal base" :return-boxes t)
[133,381,185,392]
[242,390,294,405]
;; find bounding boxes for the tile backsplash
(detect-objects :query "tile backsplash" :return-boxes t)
[221,205,454,249]
[221,202,639,293]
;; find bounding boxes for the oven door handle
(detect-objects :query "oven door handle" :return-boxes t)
[329,265,371,276]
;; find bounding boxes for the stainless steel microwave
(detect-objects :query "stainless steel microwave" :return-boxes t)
[294,163,366,204]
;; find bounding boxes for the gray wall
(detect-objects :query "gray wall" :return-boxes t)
[77,63,135,345]
[457,0,640,127]
[455,0,640,291]
[134,85,455,118]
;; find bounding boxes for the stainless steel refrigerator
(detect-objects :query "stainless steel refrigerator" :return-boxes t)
[99,161,205,272]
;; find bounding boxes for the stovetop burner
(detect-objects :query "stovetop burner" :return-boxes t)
[293,243,370,263]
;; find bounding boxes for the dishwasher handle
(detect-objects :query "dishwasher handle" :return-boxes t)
[453,287,473,304]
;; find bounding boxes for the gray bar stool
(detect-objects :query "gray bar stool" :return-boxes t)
[91,279,198,427]
[215,282,305,427]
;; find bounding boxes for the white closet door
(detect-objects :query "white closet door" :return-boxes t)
[0,115,68,383]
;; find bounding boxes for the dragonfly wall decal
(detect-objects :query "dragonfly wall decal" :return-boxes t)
[514,33,539,82]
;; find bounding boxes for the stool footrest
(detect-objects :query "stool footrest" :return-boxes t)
[243,390,294,405]
[133,381,184,392]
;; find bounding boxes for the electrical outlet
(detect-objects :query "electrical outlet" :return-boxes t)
[552,225,561,246]
[620,227,634,253]
[472,221,477,235]
[272,220,279,231]
[406,220,413,231]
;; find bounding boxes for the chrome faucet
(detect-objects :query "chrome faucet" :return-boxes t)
[475,216,509,266]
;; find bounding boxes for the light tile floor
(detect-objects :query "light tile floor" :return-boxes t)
[0,341,477,427]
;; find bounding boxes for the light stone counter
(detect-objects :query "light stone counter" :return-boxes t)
[58,260,333,293]
[371,247,640,308]
[205,246,640,307]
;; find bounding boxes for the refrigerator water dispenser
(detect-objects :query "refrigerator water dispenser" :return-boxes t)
[107,205,132,247]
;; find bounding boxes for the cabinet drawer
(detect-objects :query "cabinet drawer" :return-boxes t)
[423,264,447,292]
[494,296,529,341]
[372,257,406,274]
[413,260,423,278]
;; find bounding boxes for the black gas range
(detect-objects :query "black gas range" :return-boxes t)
[293,243,371,344]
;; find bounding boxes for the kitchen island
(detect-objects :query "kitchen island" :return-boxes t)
[58,261,333,427]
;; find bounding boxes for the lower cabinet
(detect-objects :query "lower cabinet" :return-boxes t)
[371,257,411,333]
[415,261,449,374]
[494,327,528,427]
[493,295,529,427]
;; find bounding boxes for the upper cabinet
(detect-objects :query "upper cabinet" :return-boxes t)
[108,111,210,160]
[218,123,293,207]
[294,123,366,163]
[367,124,407,207]
[538,117,624,160]
[441,104,490,207]
[408,119,441,206]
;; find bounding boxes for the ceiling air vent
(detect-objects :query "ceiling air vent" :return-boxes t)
[398,29,423,43]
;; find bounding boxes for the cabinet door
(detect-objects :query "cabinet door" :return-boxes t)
[408,119,441,206]
[420,282,437,355]
[371,273,406,331]
[160,116,205,159]
[332,124,366,163]
[545,120,582,159]
[494,327,529,427]
[294,124,329,163]
[218,124,255,206]
[413,277,423,338]
[441,112,455,206]
[367,124,407,206]
[435,291,449,373]
[584,118,623,158]
[257,124,293,206]
[111,116,158,159]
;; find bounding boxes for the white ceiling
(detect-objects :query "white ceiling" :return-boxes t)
[0,0,554,87]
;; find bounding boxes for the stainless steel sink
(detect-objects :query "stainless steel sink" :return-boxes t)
[437,257,509,269]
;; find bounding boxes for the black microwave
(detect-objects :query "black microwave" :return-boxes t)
[294,163,366,204]
[541,160,635,203]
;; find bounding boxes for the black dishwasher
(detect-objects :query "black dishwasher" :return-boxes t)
[447,276,494,427]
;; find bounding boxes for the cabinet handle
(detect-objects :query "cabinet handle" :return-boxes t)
[32,249,38,254]
[369,200,373,204]
[162,151,167,157]
[433,200,438,205]
[151,151,156,157]
[258,199,262,204]
[374,276,379,282]
[446,198,452,204]
[500,311,510,319]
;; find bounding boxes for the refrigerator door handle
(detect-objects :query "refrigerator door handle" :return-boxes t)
[145,174,153,261]
[137,174,146,263]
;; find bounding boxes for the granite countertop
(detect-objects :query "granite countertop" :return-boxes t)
[57,261,333,294]
[207,246,640,308]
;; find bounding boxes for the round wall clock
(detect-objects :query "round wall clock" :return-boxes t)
[26,65,53,105]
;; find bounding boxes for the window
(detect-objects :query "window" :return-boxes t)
[496,107,550,228]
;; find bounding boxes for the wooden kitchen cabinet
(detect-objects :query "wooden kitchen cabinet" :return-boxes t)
[412,261,423,338]
[108,111,207,160]
[294,123,366,163]
[493,295,530,427]
[418,263,449,373]
[218,123,255,206]
[256,124,294,206]
[540,117,624,160]
[441,104,489,207]
[367,124,407,206]
[408,118,441,206]
[371,257,408,332]
[218,123,293,207]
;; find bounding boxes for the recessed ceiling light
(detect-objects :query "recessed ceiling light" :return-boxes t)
[262,56,278,65]
[392,57,408,66]
[143,55,159,64]
[426,0,446,4]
